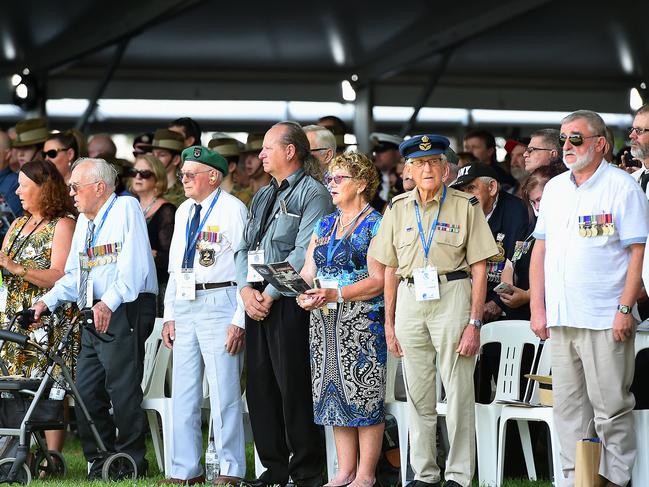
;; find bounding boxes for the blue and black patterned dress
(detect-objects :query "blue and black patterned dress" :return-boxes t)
[310,210,386,427]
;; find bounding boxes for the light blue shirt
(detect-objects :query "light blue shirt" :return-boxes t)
[42,194,158,312]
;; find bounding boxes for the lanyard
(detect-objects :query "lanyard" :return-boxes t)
[414,185,446,261]
[5,216,43,260]
[90,194,117,248]
[255,173,306,248]
[326,204,370,265]
[184,189,221,266]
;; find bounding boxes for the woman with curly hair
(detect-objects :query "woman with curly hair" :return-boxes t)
[297,152,387,487]
[0,159,78,456]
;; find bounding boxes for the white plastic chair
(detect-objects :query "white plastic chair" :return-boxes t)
[141,343,173,474]
[325,353,409,483]
[496,339,562,486]
[141,318,164,391]
[632,332,649,486]
[475,321,540,487]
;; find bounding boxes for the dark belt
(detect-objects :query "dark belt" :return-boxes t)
[196,281,236,290]
[401,270,469,285]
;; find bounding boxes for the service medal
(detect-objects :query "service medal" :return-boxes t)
[578,225,587,237]
[199,248,216,267]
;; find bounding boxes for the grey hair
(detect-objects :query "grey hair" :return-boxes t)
[478,176,499,188]
[302,125,337,153]
[561,110,606,136]
[71,157,118,191]
[530,128,561,153]
[636,103,649,116]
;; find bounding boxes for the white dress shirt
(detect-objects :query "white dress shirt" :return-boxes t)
[163,188,247,327]
[42,194,158,312]
[534,161,649,330]
[631,166,649,199]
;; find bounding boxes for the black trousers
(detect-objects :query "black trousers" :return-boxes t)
[75,293,155,468]
[246,296,325,485]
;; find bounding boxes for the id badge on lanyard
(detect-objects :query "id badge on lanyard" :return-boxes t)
[177,268,196,300]
[0,285,7,313]
[247,250,265,283]
[413,266,440,301]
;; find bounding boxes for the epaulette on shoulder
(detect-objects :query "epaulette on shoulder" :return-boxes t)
[388,192,409,210]
[469,196,479,206]
[448,187,478,206]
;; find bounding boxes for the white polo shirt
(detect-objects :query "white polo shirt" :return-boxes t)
[534,161,649,329]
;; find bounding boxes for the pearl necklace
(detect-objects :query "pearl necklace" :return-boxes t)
[338,203,370,229]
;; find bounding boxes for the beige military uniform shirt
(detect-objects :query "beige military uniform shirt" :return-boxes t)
[370,185,498,277]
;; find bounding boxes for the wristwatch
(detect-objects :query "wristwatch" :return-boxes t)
[617,304,632,315]
[469,318,483,329]
[337,287,344,304]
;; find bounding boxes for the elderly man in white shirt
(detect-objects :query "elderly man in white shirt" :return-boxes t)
[160,146,247,486]
[34,157,158,479]
[530,110,649,487]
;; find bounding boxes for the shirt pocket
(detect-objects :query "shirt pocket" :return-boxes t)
[274,213,300,250]
[396,231,419,266]
[433,229,464,248]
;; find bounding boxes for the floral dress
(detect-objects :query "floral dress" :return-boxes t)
[0,216,80,380]
[310,210,386,427]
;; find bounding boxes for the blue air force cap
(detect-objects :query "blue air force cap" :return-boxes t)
[399,134,450,160]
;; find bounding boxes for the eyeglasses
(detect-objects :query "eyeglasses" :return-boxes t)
[310,148,328,152]
[410,157,444,168]
[629,127,649,136]
[68,181,99,193]
[325,174,354,185]
[523,146,553,155]
[558,134,602,146]
[128,169,155,179]
[42,148,68,159]
[177,169,212,182]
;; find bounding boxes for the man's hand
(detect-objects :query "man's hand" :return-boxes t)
[162,321,175,349]
[530,309,550,340]
[385,324,403,358]
[456,324,480,356]
[32,301,50,322]
[483,300,503,322]
[499,286,530,309]
[92,301,112,334]
[613,311,635,342]
[224,325,245,355]
[240,286,270,321]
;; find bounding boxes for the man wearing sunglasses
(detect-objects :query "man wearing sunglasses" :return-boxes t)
[628,104,649,199]
[530,110,649,487]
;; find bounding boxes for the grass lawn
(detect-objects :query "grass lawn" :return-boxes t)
[10,433,553,486]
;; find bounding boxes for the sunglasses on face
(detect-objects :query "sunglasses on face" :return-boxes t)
[558,134,602,146]
[325,174,354,185]
[128,169,155,179]
[42,148,68,159]
[629,127,649,136]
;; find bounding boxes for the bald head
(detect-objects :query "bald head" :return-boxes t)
[87,134,117,158]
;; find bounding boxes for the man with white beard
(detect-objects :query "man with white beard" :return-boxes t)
[530,110,649,487]
[629,104,649,199]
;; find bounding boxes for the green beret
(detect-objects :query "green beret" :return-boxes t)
[182,146,228,176]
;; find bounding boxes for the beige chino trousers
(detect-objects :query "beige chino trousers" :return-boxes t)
[552,326,636,487]
[395,278,475,487]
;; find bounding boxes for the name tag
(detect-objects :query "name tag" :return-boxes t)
[177,269,196,300]
[247,250,265,283]
[319,278,339,309]
[84,278,94,308]
[0,285,7,313]
[413,266,440,301]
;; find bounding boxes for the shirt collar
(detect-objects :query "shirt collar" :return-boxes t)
[569,160,607,189]
[190,187,220,208]
[485,193,500,221]
[271,167,304,190]
[406,184,446,206]
[92,193,117,223]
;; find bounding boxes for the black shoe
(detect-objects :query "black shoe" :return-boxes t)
[137,459,149,478]
[408,481,441,487]
[243,477,284,487]
[444,481,463,487]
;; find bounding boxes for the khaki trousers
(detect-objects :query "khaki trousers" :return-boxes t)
[395,279,474,487]
[552,326,636,487]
